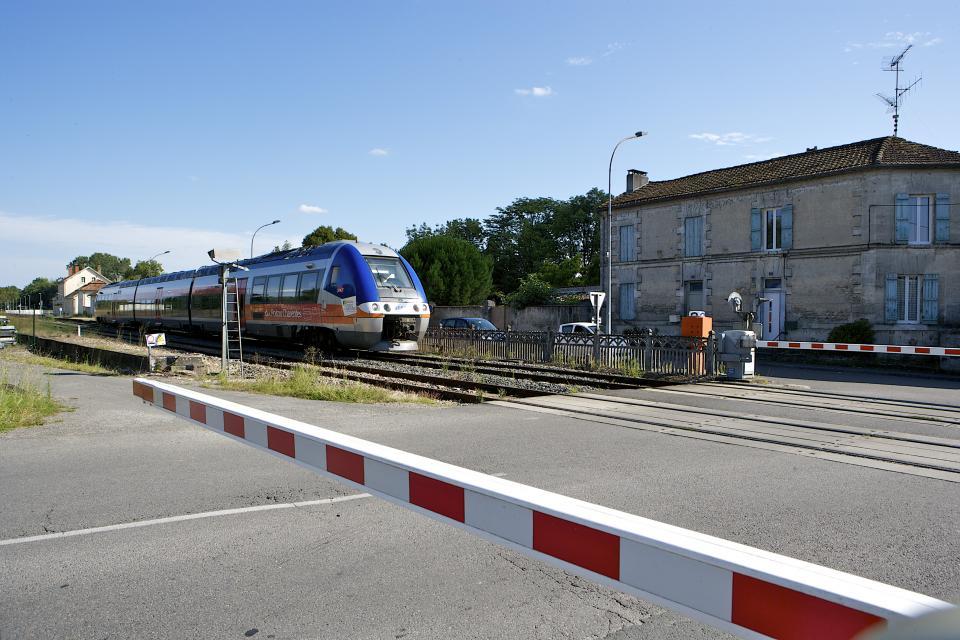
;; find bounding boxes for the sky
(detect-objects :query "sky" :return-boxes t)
[2,0,957,287]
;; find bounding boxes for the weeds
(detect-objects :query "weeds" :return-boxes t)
[206,366,436,404]
[0,347,118,376]
[0,374,67,432]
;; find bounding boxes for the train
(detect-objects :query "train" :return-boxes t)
[95,241,430,351]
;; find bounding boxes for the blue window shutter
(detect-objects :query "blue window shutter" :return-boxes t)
[697,215,704,255]
[780,204,793,250]
[935,193,950,243]
[894,193,910,243]
[922,274,939,323]
[884,274,898,323]
[750,208,761,251]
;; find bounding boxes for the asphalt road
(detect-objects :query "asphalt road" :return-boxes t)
[1,359,958,639]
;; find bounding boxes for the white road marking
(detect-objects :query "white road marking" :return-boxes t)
[0,493,371,547]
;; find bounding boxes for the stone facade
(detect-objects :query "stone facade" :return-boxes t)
[605,142,960,347]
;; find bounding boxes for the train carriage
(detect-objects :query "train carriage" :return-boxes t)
[95,241,430,351]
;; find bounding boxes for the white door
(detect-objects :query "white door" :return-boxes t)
[762,290,784,340]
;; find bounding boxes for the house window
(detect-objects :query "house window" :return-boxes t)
[685,281,704,314]
[618,282,635,320]
[81,276,86,283]
[684,216,703,257]
[618,225,636,262]
[907,195,932,244]
[764,208,783,251]
[885,274,939,324]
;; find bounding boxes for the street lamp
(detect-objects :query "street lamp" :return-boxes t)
[147,250,171,263]
[606,131,647,333]
[251,219,281,258]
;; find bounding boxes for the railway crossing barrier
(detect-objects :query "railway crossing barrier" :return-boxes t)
[759,340,960,357]
[132,378,954,639]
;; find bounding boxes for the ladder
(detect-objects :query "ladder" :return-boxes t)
[224,278,244,376]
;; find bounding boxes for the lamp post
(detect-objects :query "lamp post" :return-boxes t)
[251,219,281,258]
[606,131,646,333]
[146,250,171,263]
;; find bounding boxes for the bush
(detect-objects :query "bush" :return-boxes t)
[505,275,554,309]
[827,319,875,345]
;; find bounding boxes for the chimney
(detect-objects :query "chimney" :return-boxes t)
[626,169,648,192]
[68,263,77,276]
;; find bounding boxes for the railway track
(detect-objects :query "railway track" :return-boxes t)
[38,323,656,402]
[493,392,960,483]
[652,382,960,427]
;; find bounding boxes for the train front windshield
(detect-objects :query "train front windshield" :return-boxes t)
[365,257,414,289]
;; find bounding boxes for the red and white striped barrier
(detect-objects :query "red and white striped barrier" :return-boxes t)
[759,341,960,357]
[133,378,953,640]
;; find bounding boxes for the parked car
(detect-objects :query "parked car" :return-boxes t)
[0,316,16,348]
[558,322,598,334]
[439,317,499,331]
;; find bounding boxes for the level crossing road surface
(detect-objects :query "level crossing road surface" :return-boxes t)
[1,361,958,639]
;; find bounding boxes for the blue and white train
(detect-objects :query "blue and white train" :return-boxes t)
[95,241,430,351]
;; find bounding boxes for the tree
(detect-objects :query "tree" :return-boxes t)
[22,278,58,309]
[483,197,562,294]
[0,286,20,308]
[400,235,492,305]
[534,257,584,288]
[405,218,486,251]
[127,259,165,280]
[71,253,132,282]
[271,240,294,253]
[302,225,357,247]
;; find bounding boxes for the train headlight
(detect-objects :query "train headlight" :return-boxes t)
[371,303,380,312]
[384,304,391,312]
[413,304,420,312]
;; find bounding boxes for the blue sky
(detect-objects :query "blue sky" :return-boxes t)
[2,0,957,286]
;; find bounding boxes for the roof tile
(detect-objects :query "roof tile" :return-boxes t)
[613,137,960,208]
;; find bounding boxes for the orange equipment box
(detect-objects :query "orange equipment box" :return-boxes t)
[680,315,712,337]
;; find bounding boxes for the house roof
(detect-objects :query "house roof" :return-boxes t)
[612,136,960,209]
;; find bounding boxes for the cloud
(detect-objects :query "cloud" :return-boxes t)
[566,56,592,66]
[0,211,288,286]
[298,204,328,214]
[368,148,389,156]
[601,42,625,57]
[845,31,942,51]
[514,86,553,97]
[689,132,773,146]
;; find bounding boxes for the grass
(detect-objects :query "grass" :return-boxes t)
[0,374,67,432]
[6,315,80,338]
[0,346,118,376]
[205,366,437,405]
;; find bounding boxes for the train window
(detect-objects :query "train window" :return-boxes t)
[299,272,320,302]
[266,276,282,303]
[365,257,414,289]
[280,274,299,304]
[329,266,340,285]
[251,277,267,303]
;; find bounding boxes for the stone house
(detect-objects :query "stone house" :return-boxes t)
[56,263,111,316]
[605,136,960,346]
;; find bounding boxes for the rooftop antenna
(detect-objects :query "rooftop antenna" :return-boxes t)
[875,44,921,137]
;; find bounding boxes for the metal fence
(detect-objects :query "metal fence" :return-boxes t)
[421,328,716,378]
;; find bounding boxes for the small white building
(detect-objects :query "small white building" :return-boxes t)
[56,264,110,316]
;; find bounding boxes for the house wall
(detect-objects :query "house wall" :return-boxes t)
[608,168,960,346]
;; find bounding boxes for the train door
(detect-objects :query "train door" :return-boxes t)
[155,287,163,323]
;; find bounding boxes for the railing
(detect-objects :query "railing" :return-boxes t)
[421,328,716,378]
